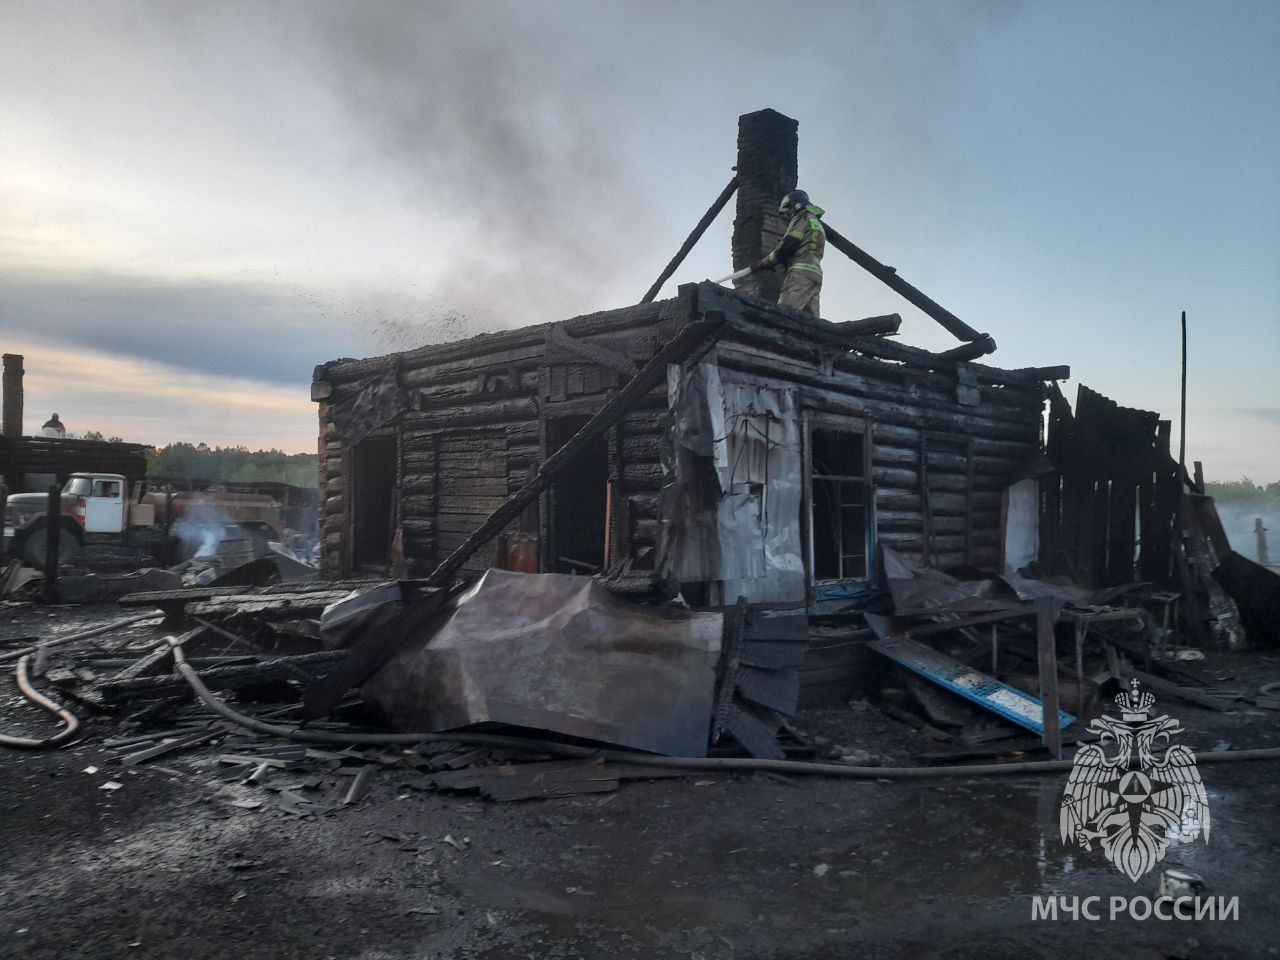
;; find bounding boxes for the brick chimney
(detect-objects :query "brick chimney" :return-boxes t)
[2,353,23,438]
[731,109,799,302]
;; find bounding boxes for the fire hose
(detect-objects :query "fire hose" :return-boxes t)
[0,655,82,750]
[169,640,1280,781]
[0,613,159,665]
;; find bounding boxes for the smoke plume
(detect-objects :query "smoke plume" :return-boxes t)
[312,1,653,335]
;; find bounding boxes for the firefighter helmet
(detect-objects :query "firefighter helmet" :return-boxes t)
[778,189,810,215]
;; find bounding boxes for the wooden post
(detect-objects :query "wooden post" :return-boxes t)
[602,477,615,569]
[44,485,60,604]
[162,484,174,566]
[1178,310,1187,483]
[1193,460,1204,494]
[1074,621,1086,719]
[1036,598,1062,759]
[1174,310,1190,641]
[1257,518,1270,565]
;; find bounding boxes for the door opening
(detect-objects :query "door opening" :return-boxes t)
[547,416,609,574]
[352,434,397,572]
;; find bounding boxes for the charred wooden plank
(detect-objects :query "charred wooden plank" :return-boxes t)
[96,650,346,702]
[740,640,808,669]
[736,666,800,716]
[301,587,450,721]
[725,703,786,761]
[108,626,205,682]
[642,176,738,304]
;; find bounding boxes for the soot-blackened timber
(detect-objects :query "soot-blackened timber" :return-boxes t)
[311,282,1059,608]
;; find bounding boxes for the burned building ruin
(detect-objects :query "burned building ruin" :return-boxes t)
[312,110,1068,608]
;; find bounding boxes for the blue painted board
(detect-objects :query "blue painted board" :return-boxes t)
[870,635,1075,735]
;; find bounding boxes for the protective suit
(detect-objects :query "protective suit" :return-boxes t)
[757,202,825,316]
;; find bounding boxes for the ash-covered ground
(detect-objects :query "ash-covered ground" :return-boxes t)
[2,603,1279,960]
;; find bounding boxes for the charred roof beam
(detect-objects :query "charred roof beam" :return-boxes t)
[822,222,993,347]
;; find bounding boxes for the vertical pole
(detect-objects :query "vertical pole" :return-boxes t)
[0,482,8,563]
[1175,311,1188,642]
[44,485,60,604]
[2,353,24,438]
[1074,621,1086,718]
[1037,598,1062,759]
[163,484,173,565]
[1257,518,1270,566]
[990,623,998,675]
[1178,311,1187,482]
[602,478,614,570]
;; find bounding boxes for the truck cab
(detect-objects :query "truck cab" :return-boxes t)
[7,473,156,566]
[63,473,128,533]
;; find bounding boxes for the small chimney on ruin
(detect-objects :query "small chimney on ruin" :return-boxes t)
[2,353,23,438]
[731,108,799,303]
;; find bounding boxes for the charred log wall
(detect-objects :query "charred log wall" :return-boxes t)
[313,298,685,579]
[1040,383,1180,588]
[711,306,1045,575]
[315,283,1046,583]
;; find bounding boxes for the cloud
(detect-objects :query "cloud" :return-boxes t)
[0,268,360,385]
[1231,407,1280,426]
[8,340,316,452]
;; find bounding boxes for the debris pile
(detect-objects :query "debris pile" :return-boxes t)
[0,569,812,804]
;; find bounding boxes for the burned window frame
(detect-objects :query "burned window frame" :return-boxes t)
[803,412,875,588]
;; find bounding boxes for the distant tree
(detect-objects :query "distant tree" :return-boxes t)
[1204,477,1278,509]
[146,443,317,488]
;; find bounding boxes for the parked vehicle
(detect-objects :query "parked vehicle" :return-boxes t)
[7,472,282,566]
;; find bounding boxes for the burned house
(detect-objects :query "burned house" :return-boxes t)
[312,110,1068,610]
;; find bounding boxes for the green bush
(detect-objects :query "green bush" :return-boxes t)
[145,443,317,488]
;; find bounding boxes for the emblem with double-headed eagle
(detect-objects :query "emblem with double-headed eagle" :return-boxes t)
[1059,679,1210,881]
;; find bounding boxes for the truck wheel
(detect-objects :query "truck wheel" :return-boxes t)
[22,529,80,567]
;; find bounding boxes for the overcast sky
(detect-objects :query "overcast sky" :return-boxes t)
[1,0,1276,479]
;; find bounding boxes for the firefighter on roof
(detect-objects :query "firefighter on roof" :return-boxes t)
[753,189,826,317]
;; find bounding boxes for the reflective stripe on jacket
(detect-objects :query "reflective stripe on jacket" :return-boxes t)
[763,203,826,273]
